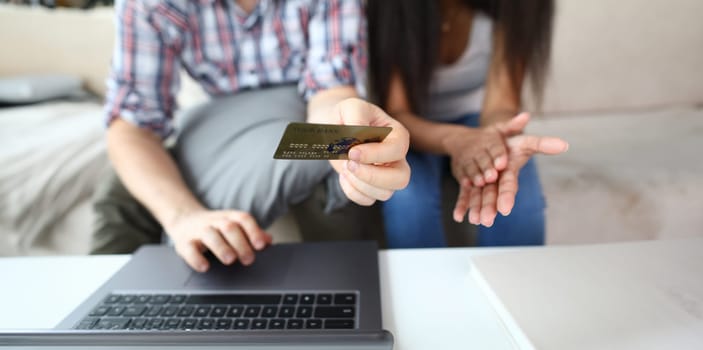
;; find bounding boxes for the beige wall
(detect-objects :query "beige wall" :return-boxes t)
[534,0,703,114]
[2,1,702,113]
[0,5,114,96]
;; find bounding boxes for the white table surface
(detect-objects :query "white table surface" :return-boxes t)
[0,247,517,350]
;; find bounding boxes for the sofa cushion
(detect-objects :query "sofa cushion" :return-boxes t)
[529,108,703,244]
[0,74,84,104]
[0,100,110,255]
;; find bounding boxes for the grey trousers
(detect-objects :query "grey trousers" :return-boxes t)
[174,85,349,227]
[91,86,384,254]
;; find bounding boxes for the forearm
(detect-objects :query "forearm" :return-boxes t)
[480,108,521,126]
[106,119,204,229]
[391,110,469,155]
[480,61,521,126]
[480,27,523,126]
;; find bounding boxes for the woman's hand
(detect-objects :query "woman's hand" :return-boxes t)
[444,125,506,188]
[444,112,530,187]
[165,209,273,272]
[452,120,569,226]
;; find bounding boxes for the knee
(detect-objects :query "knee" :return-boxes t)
[266,159,332,200]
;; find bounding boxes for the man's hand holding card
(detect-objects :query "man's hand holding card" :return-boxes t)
[281,97,411,206]
[326,98,411,206]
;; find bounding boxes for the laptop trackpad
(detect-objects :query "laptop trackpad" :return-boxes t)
[184,248,293,289]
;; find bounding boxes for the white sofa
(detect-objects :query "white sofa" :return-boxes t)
[528,0,703,243]
[1,0,702,256]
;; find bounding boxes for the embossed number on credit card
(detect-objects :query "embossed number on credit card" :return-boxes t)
[273,122,392,160]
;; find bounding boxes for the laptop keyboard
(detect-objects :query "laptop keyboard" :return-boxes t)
[75,293,357,331]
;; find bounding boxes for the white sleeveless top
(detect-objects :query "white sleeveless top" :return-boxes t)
[426,13,493,121]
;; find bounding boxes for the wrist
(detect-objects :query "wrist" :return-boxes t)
[440,124,476,155]
[160,200,205,232]
[480,109,520,126]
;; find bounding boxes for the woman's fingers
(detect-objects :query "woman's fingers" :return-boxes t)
[456,156,480,187]
[473,150,497,184]
[467,185,483,225]
[508,134,569,156]
[487,142,508,171]
[496,112,530,136]
[479,184,498,227]
[496,169,519,216]
[453,184,471,222]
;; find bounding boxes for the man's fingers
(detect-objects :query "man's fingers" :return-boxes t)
[497,169,519,216]
[345,159,410,191]
[334,99,410,165]
[225,211,269,251]
[176,241,210,273]
[339,172,376,206]
[200,227,237,266]
[214,220,255,266]
[342,166,394,201]
[335,98,389,127]
[348,128,409,165]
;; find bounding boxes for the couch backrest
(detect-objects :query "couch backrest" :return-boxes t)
[532,0,703,114]
[2,1,701,114]
[0,5,114,97]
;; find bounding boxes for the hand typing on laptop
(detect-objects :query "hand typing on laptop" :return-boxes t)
[165,208,273,273]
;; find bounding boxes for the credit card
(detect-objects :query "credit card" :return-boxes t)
[273,122,392,160]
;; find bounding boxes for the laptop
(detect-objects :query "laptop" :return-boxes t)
[0,241,393,349]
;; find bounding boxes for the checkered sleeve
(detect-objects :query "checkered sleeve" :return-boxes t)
[299,0,367,101]
[104,0,183,139]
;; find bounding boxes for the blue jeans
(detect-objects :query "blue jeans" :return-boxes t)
[382,113,546,248]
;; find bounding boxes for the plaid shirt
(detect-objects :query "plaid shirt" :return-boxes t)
[105,0,367,139]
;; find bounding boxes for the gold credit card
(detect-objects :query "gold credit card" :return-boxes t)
[273,122,392,160]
